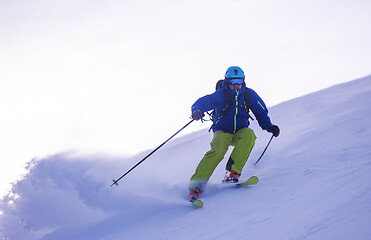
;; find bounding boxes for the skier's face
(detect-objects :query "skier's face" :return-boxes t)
[228,83,243,91]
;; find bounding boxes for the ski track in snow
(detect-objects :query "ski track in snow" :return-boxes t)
[1,76,371,240]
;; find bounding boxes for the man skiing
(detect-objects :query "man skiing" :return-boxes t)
[189,66,280,202]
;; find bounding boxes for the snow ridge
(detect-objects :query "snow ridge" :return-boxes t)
[1,76,371,240]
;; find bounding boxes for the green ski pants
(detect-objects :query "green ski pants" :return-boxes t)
[190,127,256,189]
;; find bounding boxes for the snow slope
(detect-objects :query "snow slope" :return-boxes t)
[1,76,371,240]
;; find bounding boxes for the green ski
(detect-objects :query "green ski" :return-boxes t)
[189,176,258,208]
[236,176,259,187]
[191,200,203,208]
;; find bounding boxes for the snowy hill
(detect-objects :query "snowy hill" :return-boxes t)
[1,76,371,240]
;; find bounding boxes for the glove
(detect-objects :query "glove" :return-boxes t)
[268,125,280,137]
[191,110,204,121]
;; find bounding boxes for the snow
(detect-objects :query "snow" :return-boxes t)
[1,76,371,240]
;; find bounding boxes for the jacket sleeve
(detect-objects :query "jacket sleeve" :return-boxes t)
[191,91,219,113]
[249,88,272,130]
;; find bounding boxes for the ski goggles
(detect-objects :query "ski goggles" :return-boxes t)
[228,78,244,85]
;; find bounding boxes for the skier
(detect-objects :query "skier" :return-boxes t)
[189,66,280,201]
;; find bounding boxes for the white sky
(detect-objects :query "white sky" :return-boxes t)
[0,0,370,197]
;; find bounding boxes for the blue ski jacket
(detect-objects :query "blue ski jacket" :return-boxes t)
[192,82,272,134]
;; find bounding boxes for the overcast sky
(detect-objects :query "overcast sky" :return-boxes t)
[0,0,370,197]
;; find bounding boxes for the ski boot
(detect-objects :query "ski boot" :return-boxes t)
[222,170,240,183]
[189,187,201,203]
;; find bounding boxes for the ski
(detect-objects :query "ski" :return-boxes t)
[189,187,203,208]
[222,175,259,187]
[191,199,203,208]
[189,176,258,208]
[236,176,259,187]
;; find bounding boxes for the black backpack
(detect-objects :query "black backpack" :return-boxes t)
[208,79,253,131]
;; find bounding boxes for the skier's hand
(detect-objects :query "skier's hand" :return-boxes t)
[268,125,280,137]
[191,110,204,121]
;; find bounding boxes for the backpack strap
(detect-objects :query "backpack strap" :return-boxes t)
[217,86,253,119]
[208,84,253,132]
[244,87,254,121]
[209,79,226,119]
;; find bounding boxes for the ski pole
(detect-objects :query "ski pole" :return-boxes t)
[254,134,274,165]
[111,119,195,186]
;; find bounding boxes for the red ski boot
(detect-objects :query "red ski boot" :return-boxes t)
[222,170,240,183]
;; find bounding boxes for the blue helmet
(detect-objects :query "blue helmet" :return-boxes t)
[225,66,245,79]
